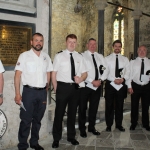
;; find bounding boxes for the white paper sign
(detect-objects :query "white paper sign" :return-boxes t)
[141,75,149,82]
[110,82,123,91]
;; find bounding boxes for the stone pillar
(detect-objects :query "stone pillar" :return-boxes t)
[94,0,107,97]
[132,0,143,58]
[94,0,107,55]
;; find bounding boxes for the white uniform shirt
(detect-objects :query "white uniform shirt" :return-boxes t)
[82,50,108,82]
[53,49,87,83]
[0,60,5,73]
[15,49,53,87]
[126,57,150,88]
[105,53,130,82]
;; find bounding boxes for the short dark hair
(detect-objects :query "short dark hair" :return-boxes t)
[88,38,96,43]
[112,40,122,47]
[66,34,77,41]
[32,32,43,40]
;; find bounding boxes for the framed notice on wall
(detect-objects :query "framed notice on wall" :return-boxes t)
[0,20,35,70]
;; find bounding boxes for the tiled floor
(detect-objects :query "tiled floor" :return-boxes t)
[4,97,150,150]
[5,113,150,150]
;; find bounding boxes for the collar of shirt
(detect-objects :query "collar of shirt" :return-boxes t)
[113,52,121,57]
[87,50,95,56]
[137,57,147,61]
[66,49,75,55]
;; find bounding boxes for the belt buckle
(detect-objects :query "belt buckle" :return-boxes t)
[70,83,72,85]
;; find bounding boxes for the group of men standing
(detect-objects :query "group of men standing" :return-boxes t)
[0,32,150,150]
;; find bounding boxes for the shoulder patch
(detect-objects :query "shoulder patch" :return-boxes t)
[57,50,63,54]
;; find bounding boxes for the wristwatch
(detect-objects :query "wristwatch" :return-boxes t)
[0,94,3,98]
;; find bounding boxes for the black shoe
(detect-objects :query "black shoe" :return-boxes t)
[116,126,125,132]
[143,126,150,131]
[19,149,27,150]
[30,144,44,150]
[67,138,79,145]
[80,131,87,138]
[88,129,100,135]
[106,126,111,132]
[130,125,136,130]
[52,141,59,148]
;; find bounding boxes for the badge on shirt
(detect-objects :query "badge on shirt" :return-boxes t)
[146,70,150,75]
[99,65,106,75]
[43,56,46,61]
[17,62,20,65]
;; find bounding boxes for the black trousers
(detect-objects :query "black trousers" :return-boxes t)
[131,82,150,127]
[18,86,47,150]
[105,80,125,127]
[78,86,101,132]
[52,82,80,141]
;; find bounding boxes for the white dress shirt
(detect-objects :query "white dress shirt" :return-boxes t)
[126,57,150,88]
[105,53,130,82]
[82,50,108,83]
[0,60,5,73]
[53,49,87,83]
[15,49,53,87]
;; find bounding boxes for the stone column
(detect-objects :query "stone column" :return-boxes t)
[94,0,107,55]
[95,0,107,97]
[132,0,143,58]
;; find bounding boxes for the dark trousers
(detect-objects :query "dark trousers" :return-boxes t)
[52,82,80,141]
[105,80,125,127]
[78,86,101,132]
[18,86,47,150]
[131,82,150,127]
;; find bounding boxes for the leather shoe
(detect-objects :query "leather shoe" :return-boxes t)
[67,138,79,145]
[30,144,44,150]
[106,126,111,132]
[88,129,100,135]
[116,126,125,132]
[19,149,27,150]
[80,131,87,138]
[143,126,150,131]
[130,125,136,130]
[52,141,59,148]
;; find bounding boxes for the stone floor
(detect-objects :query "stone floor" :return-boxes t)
[4,111,150,150]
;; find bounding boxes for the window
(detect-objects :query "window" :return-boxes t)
[113,6,124,55]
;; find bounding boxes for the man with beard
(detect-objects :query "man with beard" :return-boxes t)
[105,40,130,132]
[14,33,53,150]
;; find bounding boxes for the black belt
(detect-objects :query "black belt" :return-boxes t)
[57,81,75,85]
[24,85,46,90]
[132,81,149,87]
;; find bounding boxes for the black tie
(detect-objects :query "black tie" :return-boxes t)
[115,55,119,78]
[70,53,75,81]
[140,59,144,81]
[91,54,98,80]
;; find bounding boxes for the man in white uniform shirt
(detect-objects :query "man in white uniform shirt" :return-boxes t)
[127,45,150,131]
[14,33,53,150]
[105,40,130,132]
[0,60,5,105]
[78,38,108,138]
[52,34,87,148]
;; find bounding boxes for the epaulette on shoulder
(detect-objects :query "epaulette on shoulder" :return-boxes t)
[57,50,63,54]
[78,52,82,55]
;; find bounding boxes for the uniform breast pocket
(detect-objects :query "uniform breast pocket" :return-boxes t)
[60,62,69,72]
[42,61,47,72]
[26,62,37,73]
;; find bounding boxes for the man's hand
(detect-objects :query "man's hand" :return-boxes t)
[0,98,3,105]
[92,80,101,87]
[114,78,124,85]
[14,94,22,105]
[128,88,134,94]
[74,76,83,84]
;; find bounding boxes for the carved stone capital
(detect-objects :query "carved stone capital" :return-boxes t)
[94,0,108,10]
[132,9,142,20]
